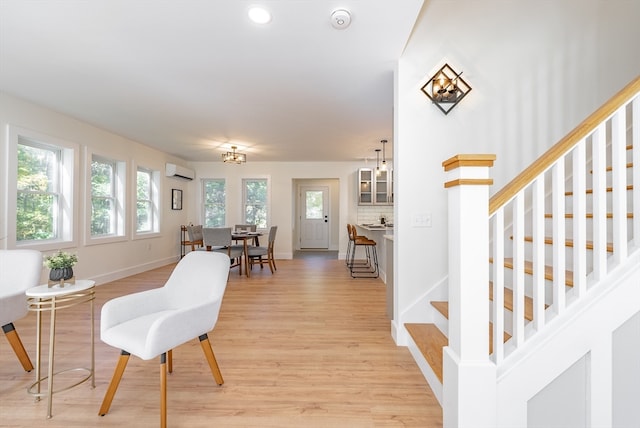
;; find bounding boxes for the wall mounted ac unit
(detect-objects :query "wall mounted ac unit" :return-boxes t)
[165,163,195,181]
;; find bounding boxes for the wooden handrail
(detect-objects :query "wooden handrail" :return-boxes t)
[489,75,640,214]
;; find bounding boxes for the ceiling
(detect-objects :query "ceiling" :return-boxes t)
[0,1,424,162]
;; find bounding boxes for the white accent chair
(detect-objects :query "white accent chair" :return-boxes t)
[98,251,230,427]
[0,249,42,372]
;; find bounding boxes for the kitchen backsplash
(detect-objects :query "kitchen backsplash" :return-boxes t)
[357,205,393,225]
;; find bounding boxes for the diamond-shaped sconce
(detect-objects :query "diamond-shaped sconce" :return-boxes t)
[421,63,471,115]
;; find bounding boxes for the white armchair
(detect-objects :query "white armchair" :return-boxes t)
[98,251,230,427]
[0,249,42,372]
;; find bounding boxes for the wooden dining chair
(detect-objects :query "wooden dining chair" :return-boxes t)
[201,227,243,275]
[234,224,259,246]
[247,226,277,273]
[186,225,204,251]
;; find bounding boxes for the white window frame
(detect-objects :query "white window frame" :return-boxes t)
[85,149,127,245]
[242,177,270,230]
[6,126,78,251]
[133,164,161,239]
[202,178,226,227]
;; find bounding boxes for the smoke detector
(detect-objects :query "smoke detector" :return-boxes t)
[330,9,351,30]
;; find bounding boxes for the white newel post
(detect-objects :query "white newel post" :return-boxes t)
[442,154,497,428]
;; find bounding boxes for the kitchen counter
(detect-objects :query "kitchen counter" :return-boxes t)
[358,224,394,232]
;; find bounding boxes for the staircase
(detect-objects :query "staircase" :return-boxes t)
[406,76,640,426]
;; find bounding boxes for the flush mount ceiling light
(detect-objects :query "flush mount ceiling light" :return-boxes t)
[222,146,247,164]
[421,63,472,115]
[248,6,272,24]
[330,9,351,29]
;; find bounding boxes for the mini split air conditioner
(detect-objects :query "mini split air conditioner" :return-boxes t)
[165,163,195,181]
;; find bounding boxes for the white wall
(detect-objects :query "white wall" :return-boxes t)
[394,0,640,342]
[0,92,192,284]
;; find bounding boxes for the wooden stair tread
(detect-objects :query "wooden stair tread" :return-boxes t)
[520,236,614,253]
[488,284,535,321]
[565,184,633,196]
[431,301,448,318]
[505,258,574,287]
[544,212,633,219]
[490,258,574,287]
[409,315,510,376]
[406,323,447,383]
[432,286,543,323]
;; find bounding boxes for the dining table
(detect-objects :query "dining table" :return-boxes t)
[231,231,262,277]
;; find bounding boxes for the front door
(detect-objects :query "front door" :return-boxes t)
[299,186,329,249]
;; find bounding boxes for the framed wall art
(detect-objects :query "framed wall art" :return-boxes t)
[171,189,182,210]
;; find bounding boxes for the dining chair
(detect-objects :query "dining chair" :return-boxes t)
[201,227,243,275]
[234,224,257,233]
[186,225,204,251]
[98,251,230,427]
[247,226,277,273]
[0,249,42,371]
[234,224,259,246]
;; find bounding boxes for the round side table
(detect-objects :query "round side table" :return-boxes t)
[26,279,96,418]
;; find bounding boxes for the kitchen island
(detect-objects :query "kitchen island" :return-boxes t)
[355,224,394,320]
[354,224,393,284]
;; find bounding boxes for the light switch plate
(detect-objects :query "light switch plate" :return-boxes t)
[411,213,432,228]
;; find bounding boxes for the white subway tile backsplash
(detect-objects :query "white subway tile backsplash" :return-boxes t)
[356,205,393,225]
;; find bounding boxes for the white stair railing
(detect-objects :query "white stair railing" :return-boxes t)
[488,78,640,364]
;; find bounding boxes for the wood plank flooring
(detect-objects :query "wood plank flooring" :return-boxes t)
[0,256,442,427]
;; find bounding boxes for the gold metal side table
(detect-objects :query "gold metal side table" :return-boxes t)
[25,279,96,418]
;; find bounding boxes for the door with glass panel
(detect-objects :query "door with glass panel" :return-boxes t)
[299,186,329,249]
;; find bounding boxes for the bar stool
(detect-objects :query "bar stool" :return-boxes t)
[348,224,379,278]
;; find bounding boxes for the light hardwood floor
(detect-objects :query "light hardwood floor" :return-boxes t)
[0,256,442,427]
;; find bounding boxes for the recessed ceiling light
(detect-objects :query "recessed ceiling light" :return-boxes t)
[248,6,272,24]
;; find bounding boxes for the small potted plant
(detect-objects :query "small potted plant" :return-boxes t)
[44,250,78,285]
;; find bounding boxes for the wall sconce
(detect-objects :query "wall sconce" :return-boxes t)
[421,63,471,115]
[222,146,247,164]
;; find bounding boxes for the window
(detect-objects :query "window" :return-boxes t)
[11,129,76,250]
[202,179,225,227]
[90,154,125,239]
[242,178,268,228]
[16,141,60,241]
[136,167,159,234]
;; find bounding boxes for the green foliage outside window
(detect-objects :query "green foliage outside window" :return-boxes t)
[305,191,323,219]
[91,159,115,236]
[16,143,58,241]
[203,179,225,227]
[137,169,152,232]
[244,179,267,228]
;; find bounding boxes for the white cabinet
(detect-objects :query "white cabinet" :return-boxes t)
[358,168,393,205]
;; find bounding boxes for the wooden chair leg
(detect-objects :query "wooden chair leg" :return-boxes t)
[160,353,167,428]
[2,323,34,372]
[167,349,173,373]
[99,351,130,416]
[199,334,224,385]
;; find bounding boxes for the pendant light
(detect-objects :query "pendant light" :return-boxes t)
[381,139,388,171]
[375,148,381,176]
